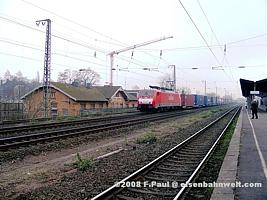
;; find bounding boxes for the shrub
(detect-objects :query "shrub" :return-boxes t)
[137,132,158,144]
[73,153,94,172]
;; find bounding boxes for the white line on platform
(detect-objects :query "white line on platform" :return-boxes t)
[246,109,267,180]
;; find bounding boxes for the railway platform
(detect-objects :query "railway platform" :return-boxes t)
[211,107,267,199]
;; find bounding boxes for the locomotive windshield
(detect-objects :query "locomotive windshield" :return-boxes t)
[138,90,155,97]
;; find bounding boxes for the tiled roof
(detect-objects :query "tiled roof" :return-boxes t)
[93,85,122,99]
[21,83,138,102]
[52,82,107,102]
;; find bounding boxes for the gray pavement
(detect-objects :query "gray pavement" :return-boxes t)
[211,107,243,200]
[235,109,267,199]
[211,107,267,200]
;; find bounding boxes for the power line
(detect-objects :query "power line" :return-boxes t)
[21,0,127,46]
[0,14,165,74]
[136,44,222,51]
[0,38,108,67]
[0,37,159,74]
[178,0,221,65]
[0,45,160,81]
[196,0,235,82]
[0,13,189,84]
[227,33,267,45]
[53,21,126,48]
[0,15,109,54]
[0,51,108,75]
[21,0,168,66]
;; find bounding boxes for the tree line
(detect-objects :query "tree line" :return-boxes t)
[0,70,40,102]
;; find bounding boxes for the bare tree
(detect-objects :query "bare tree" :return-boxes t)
[4,70,12,81]
[77,68,100,86]
[57,68,100,86]
[14,71,26,82]
[57,69,71,84]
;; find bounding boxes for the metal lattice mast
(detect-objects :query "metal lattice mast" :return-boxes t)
[36,19,51,118]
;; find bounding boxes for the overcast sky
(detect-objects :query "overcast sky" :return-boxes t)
[1,0,267,98]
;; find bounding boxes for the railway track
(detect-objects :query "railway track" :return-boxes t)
[0,108,210,150]
[91,106,241,200]
[0,112,144,137]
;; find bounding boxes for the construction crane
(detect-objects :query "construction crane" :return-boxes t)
[107,36,173,86]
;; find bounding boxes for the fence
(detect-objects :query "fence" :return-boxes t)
[0,102,26,122]
[80,107,137,117]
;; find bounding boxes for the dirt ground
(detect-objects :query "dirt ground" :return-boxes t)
[0,108,227,199]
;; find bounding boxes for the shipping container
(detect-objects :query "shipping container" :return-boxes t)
[193,95,205,107]
[181,94,194,108]
[204,96,208,106]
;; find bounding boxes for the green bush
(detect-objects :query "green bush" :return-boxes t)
[73,153,94,172]
[137,132,158,144]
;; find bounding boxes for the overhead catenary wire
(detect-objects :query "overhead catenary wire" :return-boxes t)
[196,0,236,82]
[0,14,166,79]
[0,41,162,83]
[0,15,108,54]
[227,33,267,45]
[1,11,196,83]
[20,0,169,68]
[20,0,127,47]
[178,0,221,65]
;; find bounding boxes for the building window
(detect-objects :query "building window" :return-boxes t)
[50,92,56,99]
[91,103,95,108]
[51,109,57,116]
[62,108,68,116]
[51,102,58,108]
[80,103,86,109]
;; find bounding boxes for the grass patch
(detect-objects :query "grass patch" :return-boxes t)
[137,132,158,144]
[200,113,209,119]
[73,153,95,172]
[56,115,81,122]
[210,109,218,113]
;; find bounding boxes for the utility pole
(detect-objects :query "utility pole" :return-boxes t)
[168,65,176,91]
[202,80,207,95]
[107,36,173,86]
[36,19,51,118]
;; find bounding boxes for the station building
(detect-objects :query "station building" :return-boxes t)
[21,82,137,118]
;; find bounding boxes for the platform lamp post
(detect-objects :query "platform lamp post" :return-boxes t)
[201,80,207,96]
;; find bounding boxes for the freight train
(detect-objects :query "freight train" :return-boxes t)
[137,86,226,112]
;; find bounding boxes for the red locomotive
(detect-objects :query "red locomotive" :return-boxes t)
[137,86,181,112]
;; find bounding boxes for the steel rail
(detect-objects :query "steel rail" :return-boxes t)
[0,112,142,135]
[173,105,240,199]
[0,106,221,135]
[91,106,241,200]
[0,109,201,150]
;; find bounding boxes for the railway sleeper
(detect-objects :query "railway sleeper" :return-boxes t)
[166,158,200,163]
[143,175,187,183]
[126,187,176,197]
[150,170,192,177]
